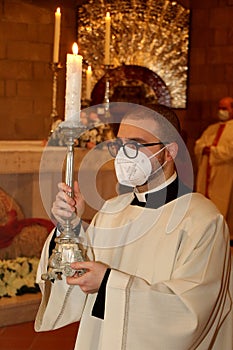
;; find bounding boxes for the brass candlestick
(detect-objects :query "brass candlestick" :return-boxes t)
[42,120,87,281]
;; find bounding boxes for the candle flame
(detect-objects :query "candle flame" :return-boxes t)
[72,42,78,55]
[56,7,61,14]
[87,65,92,72]
[106,12,110,18]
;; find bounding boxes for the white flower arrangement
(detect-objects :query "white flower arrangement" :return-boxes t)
[48,110,115,148]
[0,257,39,298]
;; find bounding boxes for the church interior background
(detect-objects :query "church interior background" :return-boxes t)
[0,0,233,349]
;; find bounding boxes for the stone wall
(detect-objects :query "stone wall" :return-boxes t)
[186,0,233,159]
[0,0,232,163]
[0,0,76,140]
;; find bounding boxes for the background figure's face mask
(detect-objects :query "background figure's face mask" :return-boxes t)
[218,109,230,121]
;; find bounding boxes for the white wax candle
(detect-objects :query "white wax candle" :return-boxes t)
[104,12,111,65]
[86,65,92,100]
[53,7,61,63]
[64,43,83,121]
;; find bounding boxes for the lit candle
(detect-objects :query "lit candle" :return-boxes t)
[53,7,61,63]
[86,65,92,100]
[104,12,111,65]
[64,43,83,121]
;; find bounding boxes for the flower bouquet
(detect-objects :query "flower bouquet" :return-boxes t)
[0,257,39,298]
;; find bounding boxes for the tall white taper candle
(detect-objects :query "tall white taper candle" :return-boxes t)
[53,7,61,63]
[86,65,92,100]
[104,12,111,65]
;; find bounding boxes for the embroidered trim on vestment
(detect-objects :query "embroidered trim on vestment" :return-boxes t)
[121,276,134,350]
[52,285,74,329]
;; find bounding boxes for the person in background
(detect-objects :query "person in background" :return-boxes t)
[194,96,233,241]
[35,104,232,350]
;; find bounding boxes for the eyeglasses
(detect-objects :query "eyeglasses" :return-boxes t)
[107,138,166,159]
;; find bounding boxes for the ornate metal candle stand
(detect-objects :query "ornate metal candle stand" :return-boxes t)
[81,98,91,109]
[42,120,87,281]
[103,64,113,119]
[49,62,63,135]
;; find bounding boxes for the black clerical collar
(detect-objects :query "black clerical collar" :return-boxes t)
[134,172,177,203]
[130,177,191,209]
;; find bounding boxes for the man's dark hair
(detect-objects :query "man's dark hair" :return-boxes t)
[122,103,181,144]
[148,104,181,134]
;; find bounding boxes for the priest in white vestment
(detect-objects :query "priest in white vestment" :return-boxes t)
[35,104,232,350]
[195,96,233,239]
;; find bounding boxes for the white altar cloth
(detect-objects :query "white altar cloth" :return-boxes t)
[0,141,117,222]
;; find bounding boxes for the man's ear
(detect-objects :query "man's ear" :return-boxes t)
[165,142,178,160]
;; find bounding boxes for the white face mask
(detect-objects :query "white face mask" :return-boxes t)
[218,109,229,121]
[114,145,167,187]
